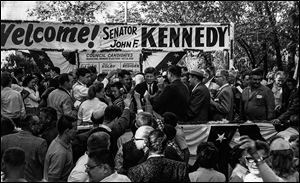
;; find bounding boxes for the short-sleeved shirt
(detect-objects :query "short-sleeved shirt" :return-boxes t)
[189,167,226,182]
[1,87,25,118]
[43,136,74,182]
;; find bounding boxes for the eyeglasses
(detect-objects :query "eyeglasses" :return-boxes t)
[85,164,101,171]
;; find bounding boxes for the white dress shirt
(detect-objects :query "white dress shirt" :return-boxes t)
[78,97,107,125]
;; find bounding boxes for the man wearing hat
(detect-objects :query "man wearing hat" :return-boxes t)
[186,70,210,123]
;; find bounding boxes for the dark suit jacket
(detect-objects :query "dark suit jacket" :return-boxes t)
[210,84,234,121]
[186,84,210,122]
[127,157,189,182]
[135,81,158,96]
[152,79,190,121]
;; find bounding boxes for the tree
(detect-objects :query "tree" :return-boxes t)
[27,1,107,23]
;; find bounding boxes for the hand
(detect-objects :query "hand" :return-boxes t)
[238,135,257,155]
[144,90,150,101]
[124,93,132,108]
[106,70,118,79]
[134,91,141,100]
[271,119,281,126]
[34,85,38,91]
[275,105,282,111]
[104,95,112,105]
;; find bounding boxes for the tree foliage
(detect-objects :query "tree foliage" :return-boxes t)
[26,1,299,74]
[27,1,107,23]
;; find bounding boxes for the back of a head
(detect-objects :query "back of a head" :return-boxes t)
[1,116,16,137]
[1,72,12,87]
[22,74,35,87]
[87,82,104,100]
[135,125,154,139]
[146,129,167,154]
[39,106,58,122]
[19,115,35,129]
[76,67,90,78]
[51,67,61,75]
[57,115,76,135]
[87,131,111,152]
[87,66,97,74]
[168,65,181,78]
[3,147,25,168]
[104,105,122,122]
[13,68,24,78]
[195,142,219,169]
[255,140,270,155]
[88,149,115,170]
[163,124,177,141]
[118,69,131,78]
[269,136,295,177]
[135,112,155,128]
[162,112,178,127]
[58,73,71,86]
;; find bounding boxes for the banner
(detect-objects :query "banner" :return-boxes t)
[79,51,140,73]
[1,21,232,52]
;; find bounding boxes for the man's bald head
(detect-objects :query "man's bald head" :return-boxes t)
[135,125,154,139]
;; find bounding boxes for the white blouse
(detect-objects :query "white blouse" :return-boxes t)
[78,97,107,124]
[23,87,40,108]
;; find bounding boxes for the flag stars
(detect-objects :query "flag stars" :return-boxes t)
[216,133,227,143]
[167,61,172,66]
[39,55,44,60]
[174,53,179,57]
[44,64,50,70]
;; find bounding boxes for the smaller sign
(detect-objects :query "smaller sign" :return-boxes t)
[79,51,140,73]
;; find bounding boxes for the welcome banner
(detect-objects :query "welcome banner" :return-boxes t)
[1,20,232,52]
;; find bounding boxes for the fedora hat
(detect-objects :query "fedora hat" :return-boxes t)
[189,70,205,78]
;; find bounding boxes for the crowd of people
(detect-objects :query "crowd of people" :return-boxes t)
[1,58,299,182]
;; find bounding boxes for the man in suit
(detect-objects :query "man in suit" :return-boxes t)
[135,67,158,97]
[151,65,190,121]
[210,69,234,121]
[186,70,210,123]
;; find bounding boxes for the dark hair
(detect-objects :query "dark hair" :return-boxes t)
[271,149,295,178]
[194,142,219,169]
[1,116,16,137]
[39,107,57,122]
[22,74,35,87]
[146,129,167,154]
[19,115,35,129]
[256,140,270,155]
[87,132,110,152]
[218,69,229,81]
[51,67,61,75]
[13,68,24,77]
[104,105,122,122]
[58,73,72,86]
[88,82,104,100]
[88,149,115,170]
[87,66,97,74]
[163,112,178,127]
[97,73,107,81]
[57,115,76,135]
[110,81,123,89]
[168,65,181,77]
[163,124,176,141]
[33,72,44,83]
[144,67,156,75]
[250,68,263,76]
[76,67,90,78]
[2,147,25,167]
[118,69,131,78]
[1,72,12,87]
